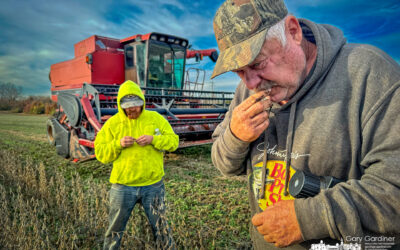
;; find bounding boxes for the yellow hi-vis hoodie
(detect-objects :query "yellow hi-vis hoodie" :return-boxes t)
[94,80,179,186]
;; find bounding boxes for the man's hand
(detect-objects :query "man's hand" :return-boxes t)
[136,135,153,146]
[120,136,135,148]
[230,91,271,142]
[252,200,303,247]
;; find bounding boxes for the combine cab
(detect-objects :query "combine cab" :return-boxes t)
[47,32,233,162]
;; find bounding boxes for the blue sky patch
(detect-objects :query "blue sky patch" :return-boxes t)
[0,0,399,95]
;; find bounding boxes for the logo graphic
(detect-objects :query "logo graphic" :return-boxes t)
[310,239,361,250]
[251,160,295,210]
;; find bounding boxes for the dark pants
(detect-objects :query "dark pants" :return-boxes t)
[103,180,176,250]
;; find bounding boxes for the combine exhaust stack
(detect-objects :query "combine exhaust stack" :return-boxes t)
[47,32,233,162]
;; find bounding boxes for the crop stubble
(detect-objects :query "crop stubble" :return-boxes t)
[0,113,251,249]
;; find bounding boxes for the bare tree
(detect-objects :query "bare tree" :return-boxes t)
[0,82,23,109]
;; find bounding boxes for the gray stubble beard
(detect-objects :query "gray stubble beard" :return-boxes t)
[255,80,276,94]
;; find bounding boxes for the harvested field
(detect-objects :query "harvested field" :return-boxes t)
[0,112,251,249]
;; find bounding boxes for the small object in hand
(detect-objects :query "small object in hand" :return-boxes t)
[255,90,271,102]
[254,90,272,112]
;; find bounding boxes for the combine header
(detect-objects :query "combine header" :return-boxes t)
[47,33,233,162]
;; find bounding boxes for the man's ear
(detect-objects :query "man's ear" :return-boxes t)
[285,16,302,45]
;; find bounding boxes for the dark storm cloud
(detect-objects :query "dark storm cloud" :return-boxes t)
[286,0,400,61]
[0,0,398,95]
[0,0,218,95]
[0,0,113,95]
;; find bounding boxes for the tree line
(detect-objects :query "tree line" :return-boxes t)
[0,82,56,114]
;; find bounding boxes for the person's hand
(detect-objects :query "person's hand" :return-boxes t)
[120,136,135,148]
[252,200,303,247]
[136,135,153,146]
[230,91,271,142]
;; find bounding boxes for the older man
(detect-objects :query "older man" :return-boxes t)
[95,80,178,250]
[211,0,400,249]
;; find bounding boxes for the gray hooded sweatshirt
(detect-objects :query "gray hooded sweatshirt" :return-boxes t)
[211,19,400,249]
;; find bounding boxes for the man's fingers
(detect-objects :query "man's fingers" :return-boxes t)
[136,135,152,146]
[246,98,271,118]
[240,91,268,111]
[230,109,270,142]
[245,112,269,136]
[264,234,275,243]
[124,136,135,142]
[250,108,270,126]
[262,229,292,247]
[230,91,271,142]
[136,136,147,142]
[239,91,269,111]
[126,139,135,144]
[121,136,136,147]
[251,212,265,226]
[257,225,269,235]
[253,118,269,134]
[252,201,302,247]
[252,211,273,231]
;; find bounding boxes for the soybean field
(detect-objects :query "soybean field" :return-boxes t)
[0,112,251,249]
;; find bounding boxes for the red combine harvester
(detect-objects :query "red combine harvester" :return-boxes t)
[47,32,234,162]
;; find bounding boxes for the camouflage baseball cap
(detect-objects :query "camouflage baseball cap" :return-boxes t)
[211,0,288,78]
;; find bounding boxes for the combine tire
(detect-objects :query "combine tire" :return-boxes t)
[46,118,56,146]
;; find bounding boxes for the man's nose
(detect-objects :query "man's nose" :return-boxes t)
[242,68,262,90]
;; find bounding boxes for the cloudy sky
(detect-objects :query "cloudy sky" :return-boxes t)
[1,0,399,96]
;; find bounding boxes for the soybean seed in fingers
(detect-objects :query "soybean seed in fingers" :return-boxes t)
[240,91,269,111]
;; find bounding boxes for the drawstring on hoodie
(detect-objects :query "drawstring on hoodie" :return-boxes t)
[259,105,273,200]
[259,129,269,199]
[259,102,297,199]
[284,101,297,196]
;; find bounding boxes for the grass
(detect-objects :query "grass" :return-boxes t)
[0,112,251,249]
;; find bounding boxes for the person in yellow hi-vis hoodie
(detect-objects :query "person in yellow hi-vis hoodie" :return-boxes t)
[94,80,178,250]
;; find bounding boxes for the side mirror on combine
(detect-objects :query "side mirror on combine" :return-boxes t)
[210,50,218,62]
